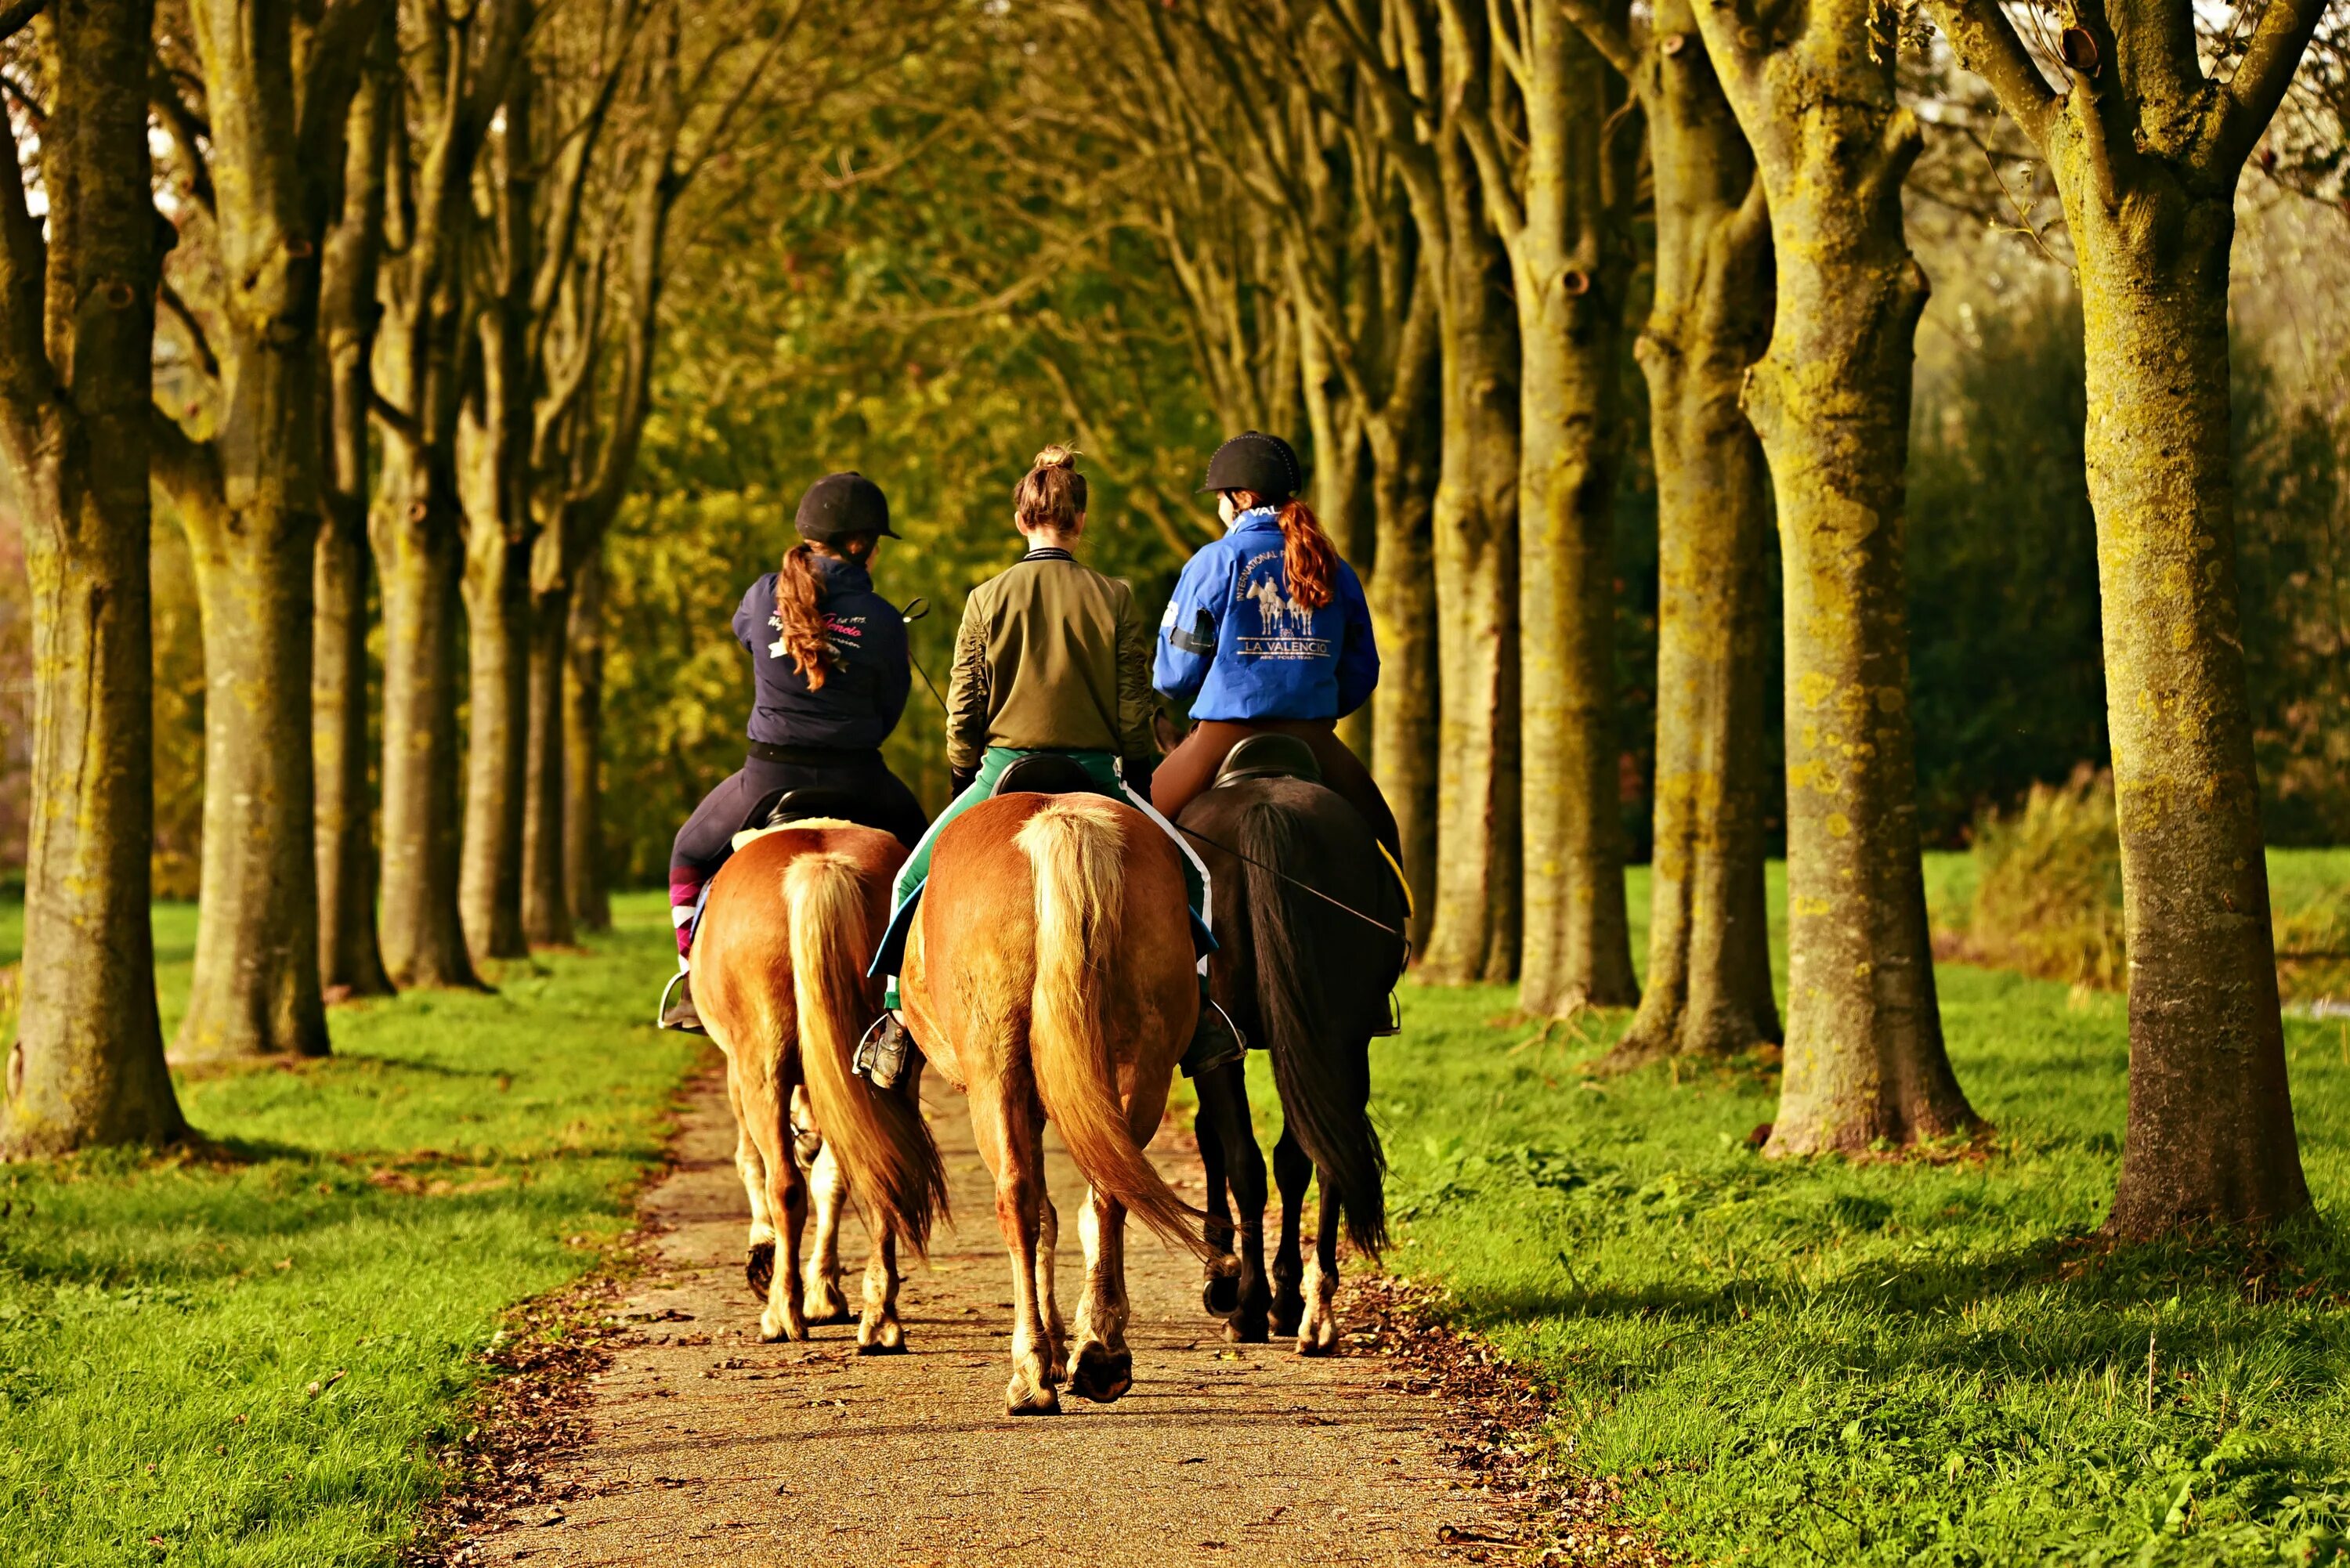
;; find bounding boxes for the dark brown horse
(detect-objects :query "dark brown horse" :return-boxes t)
[900,789,1231,1414]
[1179,771,1407,1350]
[694,822,948,1347]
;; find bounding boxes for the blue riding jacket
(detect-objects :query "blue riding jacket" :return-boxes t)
[1152,507,1378,721]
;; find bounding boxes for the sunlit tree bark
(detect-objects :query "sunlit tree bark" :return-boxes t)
[149,0,390,1059]
[1449,0,1643,1015]
[1566,0,1781,1064]
[1692,0,1975,1151]
[1930,0,2325,1231]
[0,0,185,1151]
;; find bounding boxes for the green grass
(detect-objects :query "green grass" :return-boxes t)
[0,897,697,1567]
[1335,847,2350,1565]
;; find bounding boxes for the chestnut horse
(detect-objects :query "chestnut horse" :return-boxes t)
[901,791,1230,1414]
[694,822,948,1347]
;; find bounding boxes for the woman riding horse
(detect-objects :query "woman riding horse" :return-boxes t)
[1148,431,1400,862]
[866,445,1239,1078]
[661,471,930,1031]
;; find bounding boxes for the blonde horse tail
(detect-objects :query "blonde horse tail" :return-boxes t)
[786,851,949,1256]
[1018,799,1218,1262]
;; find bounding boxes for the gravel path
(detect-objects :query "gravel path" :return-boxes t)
[468,1066,1518,1566]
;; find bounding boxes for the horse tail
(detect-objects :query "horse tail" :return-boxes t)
[1238,796,1388,1256]
[786,851,949,1256]
[1018,797,1220,1263]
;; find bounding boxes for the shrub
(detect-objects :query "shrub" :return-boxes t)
[1966,764,2127,989]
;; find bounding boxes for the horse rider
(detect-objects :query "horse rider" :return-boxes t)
[660,471,930,1031]
[863,444,1242,1080]
[1150,431,1402,864]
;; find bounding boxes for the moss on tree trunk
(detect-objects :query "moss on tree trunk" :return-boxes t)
[459,518,531,963]
[179,502,331,1060]
[1695,0,1973,1152]
[375,441,478,990]
[0,0,185,1148]
[1579,0,1781,1064]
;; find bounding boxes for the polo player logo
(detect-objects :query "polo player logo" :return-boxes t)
[1243,573,1314,638]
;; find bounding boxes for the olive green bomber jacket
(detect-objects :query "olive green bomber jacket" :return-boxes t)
[945,548,1156,773]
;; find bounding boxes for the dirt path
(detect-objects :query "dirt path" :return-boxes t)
[462,1066,1522,1566]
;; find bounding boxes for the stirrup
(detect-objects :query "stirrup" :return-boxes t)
[1180,1000,1246,1078]
[657,967,705,1034]
[1371,988,1402,1038]
[854,1013,911,1089]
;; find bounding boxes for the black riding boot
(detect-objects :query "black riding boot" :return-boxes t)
[1179,998,1246,1078]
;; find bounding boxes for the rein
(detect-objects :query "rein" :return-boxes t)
[1175,823,1410,946]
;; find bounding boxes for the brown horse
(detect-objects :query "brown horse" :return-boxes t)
[901,790,1230,1414]
[694,822,949,1347]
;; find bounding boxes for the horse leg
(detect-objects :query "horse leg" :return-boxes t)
[1069,1186,1134,1401]
[801,1136,853,1326]
[1035,1185,1068,1383]
[728,1058,778,1300]
[1297,1173,1344,1357]
[972,1092,1058,1414]
[1270,1127,1312,1337]
[855,1226,905,1355]
[754,1061,811,1342]
[1197,1062,1270,1342]
[1193,1081,1238,1317]
[855,1062,922,1356]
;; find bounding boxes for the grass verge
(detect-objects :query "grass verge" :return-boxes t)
[1315,849,2350,1566]
[0,897,696,1567]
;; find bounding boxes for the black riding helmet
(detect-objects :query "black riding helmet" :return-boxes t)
[1198,431,1303,502]
[795,471,899,541]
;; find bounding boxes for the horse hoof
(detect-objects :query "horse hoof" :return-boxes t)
[745,1241,775,1298]
[1272,1306,1303,1338]
[1202,1274,1242,1317]
[1224,1316,1269,1346]
[760,1307,808,1344]
[857,1315,907,1356]
[1070,1343,1133,1404]
[802,1294,852,1326]
[855,1337,908,1357]
[1006,1379,1061,1416]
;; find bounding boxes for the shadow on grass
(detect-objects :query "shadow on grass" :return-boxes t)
[1448,1213,2350,1340]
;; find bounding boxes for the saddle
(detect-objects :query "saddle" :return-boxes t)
[1212,732,1322,789]
[729,787,862,853]
[992,753,1108,797]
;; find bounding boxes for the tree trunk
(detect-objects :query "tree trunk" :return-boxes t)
[1605,0,1779,1064]
[375,439,479,988]
[1419,151,1523,985]
[0,0,184,1149]
[178,502,331,1060]
[2073,191,2308,1235]
[522,578,573,945]
[1365,379,1441,956]
[313,499,392,997]
[459,504,532,964]
[1696,4,1973,1151]
[1298,287,1376,761]
[1509,18,1640,1017]
[313,44,394,1000]
[563,554,610,932]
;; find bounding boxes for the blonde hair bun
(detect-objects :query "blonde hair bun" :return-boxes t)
[1031,443,1080,471]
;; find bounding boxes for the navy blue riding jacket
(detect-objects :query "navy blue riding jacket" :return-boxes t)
[732,556,910,751]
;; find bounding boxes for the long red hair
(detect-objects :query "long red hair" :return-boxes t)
[774,542,837,689]
[1274,498,1337,610]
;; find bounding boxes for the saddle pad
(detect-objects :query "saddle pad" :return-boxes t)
[730,815,857,853]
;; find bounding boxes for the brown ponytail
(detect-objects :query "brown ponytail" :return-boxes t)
[1014,443,1088,532]
[774,542,837,690]
[1276,498,1338,611]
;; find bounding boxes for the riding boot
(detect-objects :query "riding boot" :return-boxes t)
[658,963,706,1034]
[1179,997,1246,1078]
[855,1012,915,1089]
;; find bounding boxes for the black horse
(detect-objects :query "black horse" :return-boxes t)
[1177,740,1408,1350]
